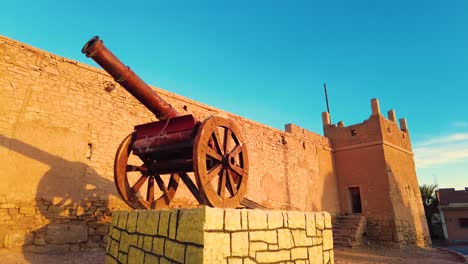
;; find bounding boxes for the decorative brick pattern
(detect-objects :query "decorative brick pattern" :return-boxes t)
[106,208,334,264]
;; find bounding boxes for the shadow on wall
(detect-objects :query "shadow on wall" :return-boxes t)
[0,134,118,261]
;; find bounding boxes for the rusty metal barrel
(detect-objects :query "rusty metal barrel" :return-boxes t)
[81,36,180,120]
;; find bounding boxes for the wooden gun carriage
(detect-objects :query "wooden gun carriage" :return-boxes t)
[82,36,249,209]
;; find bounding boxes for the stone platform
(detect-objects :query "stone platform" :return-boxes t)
[106,207,334,264]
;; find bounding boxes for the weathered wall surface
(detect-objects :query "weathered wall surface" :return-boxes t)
[107,208,334,264]
[0,35,339,250]
[323,100,430,247]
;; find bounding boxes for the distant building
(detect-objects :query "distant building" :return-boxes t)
[437,188,468,242]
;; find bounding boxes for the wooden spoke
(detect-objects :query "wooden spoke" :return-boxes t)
[154,174,170,205]
[229,144,242,157]
[230,165,244,178]
[206,146,223,161]
[126,165,146,173]
[131,175,148,192]
[212,129,224,155]
[218,169,227,199]
[224,128,232,153]
[206,163,222,184]
[226,170,237,196]
[147,177,155,203]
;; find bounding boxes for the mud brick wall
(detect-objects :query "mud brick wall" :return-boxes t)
[106,208,334,264]
[0,36,340,250]
[0,35,340,250]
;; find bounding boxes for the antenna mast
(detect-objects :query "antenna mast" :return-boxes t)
[324,83,330,114]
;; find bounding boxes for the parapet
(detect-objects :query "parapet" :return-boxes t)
[322,98,412,150]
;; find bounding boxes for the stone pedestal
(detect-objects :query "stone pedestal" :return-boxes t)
[106,207,334,264]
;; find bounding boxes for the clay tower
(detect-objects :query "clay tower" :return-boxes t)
[322,98,430,246]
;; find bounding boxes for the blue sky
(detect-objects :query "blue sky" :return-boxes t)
[1,1,467,189]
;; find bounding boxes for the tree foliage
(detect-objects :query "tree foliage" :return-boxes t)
[420,184,438,206]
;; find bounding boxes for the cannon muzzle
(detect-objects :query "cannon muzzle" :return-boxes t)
[82,36,180,120]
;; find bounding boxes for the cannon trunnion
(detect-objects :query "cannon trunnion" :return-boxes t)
[82,36,248,209]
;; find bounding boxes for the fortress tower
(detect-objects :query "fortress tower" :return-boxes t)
[323,98,430,246]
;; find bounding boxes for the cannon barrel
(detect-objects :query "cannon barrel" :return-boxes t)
[82,36,180,120]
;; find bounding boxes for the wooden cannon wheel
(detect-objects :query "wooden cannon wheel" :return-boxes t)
[114,132,180,209]
[193,116,249,208]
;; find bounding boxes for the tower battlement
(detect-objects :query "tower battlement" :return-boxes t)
[322,98,412,152]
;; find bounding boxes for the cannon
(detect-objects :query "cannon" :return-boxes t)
[82,36,248,209]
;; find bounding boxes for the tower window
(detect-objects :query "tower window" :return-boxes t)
[351,129,357,136]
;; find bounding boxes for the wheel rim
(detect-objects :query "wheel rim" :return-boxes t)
[114,132,180,209]
[193,116,249,208]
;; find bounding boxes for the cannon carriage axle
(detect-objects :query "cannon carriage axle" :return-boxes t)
[82,36,249,209]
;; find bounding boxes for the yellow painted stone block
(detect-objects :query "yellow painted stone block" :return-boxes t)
[108,240,118,258]
[177,208,205,245]
[204,232,230,263]
[117,212,128,229]
[248,210,267,229]
[288,211,306,229]
[118,252,127,263]
[291,229,312,247]
[323,250,330,264]
[244,258,256,264]
[308,245,323,264]
[322,229,333,250]
[105,255,118,264]
[119,232,138,253]
[256,249,290,263]
[136,210,148,234]
[185,245,203,264]
[168,210,178,239]
[249,230,277,244]
[324,212,332,229]
[126,211,138,233]
[205,207,224,231]
[128,246,145,264]
[330,250,335,264]
[291,247,308,260]
[315,213,324,230]
[306,213,316,237]
[144,211,159,236]
[224,209,241,231]
[249,241,268,258]
[160,258,171,264]
[312,236,323,245]
[152,237,165,256]
[269,244,279,250]
[110,212,119,227]
[241,210,248,230]
[231,231,249,256]
[277,228,294,249]
[145,254,158,264]
[228,258,243,264]
[164,239,185,263]
[158,210,171,237]
[143,236,152,252]
[111,228,121,240]
[266,210,283,229]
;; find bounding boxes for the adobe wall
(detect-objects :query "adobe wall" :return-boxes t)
[0,35,340,251]
[323,100,430,247]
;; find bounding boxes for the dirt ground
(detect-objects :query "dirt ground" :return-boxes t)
[335,245,466,264]
[0,246,465,264]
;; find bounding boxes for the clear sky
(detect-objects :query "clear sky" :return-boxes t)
[1,0,467,189]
